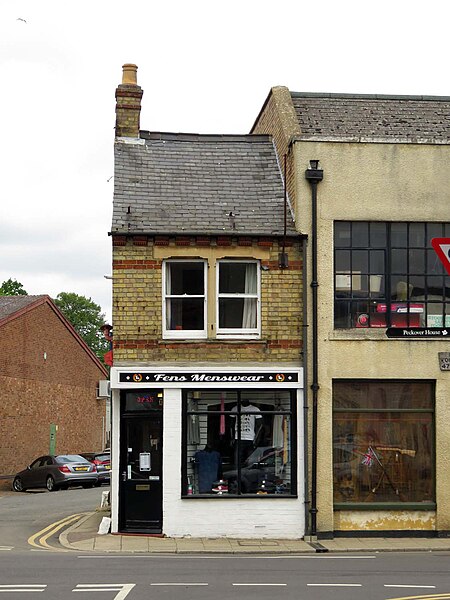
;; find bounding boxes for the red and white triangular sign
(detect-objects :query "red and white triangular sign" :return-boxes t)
[431,238,450,275]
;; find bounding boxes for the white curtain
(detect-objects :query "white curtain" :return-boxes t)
[242,264,257,328]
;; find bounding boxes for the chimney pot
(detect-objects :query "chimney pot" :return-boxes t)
[115,63,143,138]
[122,63,138,86]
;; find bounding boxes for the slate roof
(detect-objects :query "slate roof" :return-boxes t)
[112,133,296,236]
[0,295,47,323]
[291,93,450,140]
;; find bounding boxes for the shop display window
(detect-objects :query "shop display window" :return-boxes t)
[333,380,435,505]
[183,390,296,496]
[334,221,450,329]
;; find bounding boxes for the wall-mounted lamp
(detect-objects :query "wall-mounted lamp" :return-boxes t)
[305,159,324,182]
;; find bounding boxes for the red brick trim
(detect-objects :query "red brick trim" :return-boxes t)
[257,238,273,248]
[196,236,211,246]
[237,237,253,246]
[112,236,127,246]
[155,236,170,246]
[133,236,148,246]
[113,260,160,269]
[217,236,232,246]
[175,237,192,246]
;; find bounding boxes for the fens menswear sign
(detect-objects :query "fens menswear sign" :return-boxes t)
[431,237,450,276]
[119,372,298,384]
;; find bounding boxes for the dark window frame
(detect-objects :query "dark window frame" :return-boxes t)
[334,221,450,329]
[181,389,298,498]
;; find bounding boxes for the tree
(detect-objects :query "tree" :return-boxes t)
[0,278,28,295]
[54,292,109,363]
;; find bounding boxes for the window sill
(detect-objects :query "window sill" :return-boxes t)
[160,338,267,345]
[334,502,436,511]
[181,494,298,499]
[329,329,389,341]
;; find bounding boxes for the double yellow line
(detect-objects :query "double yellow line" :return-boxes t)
[28,513,86,550]
[387,594,450,600]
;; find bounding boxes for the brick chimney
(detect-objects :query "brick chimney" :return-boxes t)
[115,64,143,138]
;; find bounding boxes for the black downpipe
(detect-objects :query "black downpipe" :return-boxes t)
[305,161,323,537]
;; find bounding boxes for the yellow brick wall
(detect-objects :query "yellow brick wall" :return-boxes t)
[112,236,303,364]
[251,87,301,216]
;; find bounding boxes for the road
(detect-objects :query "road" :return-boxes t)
[1,487,450,599]
[1,551,450,599]
[0,485,106,550]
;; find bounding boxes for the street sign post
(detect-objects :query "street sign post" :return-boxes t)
[431,238,450,275]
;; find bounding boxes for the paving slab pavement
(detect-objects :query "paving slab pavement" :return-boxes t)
[59,511,450,554]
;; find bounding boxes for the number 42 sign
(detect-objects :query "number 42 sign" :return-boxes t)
[431,238,450,276]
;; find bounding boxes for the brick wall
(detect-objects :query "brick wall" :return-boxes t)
[112,236,303,364]
[0,302,107,475]
[251,87,300,215]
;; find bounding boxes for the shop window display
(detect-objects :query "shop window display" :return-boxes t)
[183,390,296,496]
[333,380,434,505]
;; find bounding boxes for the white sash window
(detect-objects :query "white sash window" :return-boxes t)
[217,260,260,338]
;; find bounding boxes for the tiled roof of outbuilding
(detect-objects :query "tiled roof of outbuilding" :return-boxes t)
[0,295,47,323]
[112,133,295,236]
[291,93,450,140]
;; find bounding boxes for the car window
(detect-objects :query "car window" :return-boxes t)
[55,455,89,463]
[30,458,43,469]
[43,457,53,466]
[96,454,110,462]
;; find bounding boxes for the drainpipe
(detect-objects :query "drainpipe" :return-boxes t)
[302,236,310,536]
[305,160,323,538]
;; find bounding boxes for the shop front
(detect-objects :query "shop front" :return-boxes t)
[110,365,305,539]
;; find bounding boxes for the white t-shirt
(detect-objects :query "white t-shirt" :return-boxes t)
[231,404,262,441]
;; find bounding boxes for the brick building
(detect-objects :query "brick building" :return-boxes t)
[109,65,306,538]
[252,88,450,537]
[0,295,108,477]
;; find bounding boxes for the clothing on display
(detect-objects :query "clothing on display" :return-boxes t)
[194,446,222,493]
[230,403,262,440]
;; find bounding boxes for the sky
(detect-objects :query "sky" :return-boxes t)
[1,0,448,322]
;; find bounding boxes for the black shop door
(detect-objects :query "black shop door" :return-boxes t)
[119,390,163,533]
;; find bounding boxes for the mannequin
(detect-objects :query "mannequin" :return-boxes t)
[231,400,262,465]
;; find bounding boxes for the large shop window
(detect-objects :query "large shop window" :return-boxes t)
[163,260,207,338]
[217,260,260,337]
[334,222,450,329]
[183,390,296,496]
[333,381,434,506]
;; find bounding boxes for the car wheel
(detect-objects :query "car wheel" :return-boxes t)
[13,477,25,492]
[46,476,57,492]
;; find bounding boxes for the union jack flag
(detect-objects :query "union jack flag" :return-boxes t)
[361,446,378,467]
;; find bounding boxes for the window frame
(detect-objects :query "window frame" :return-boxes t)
[334,221,450,330]
[332,379,435,509]
[181,389,297,498]
[216,259,261,339]
[162,259,207,340]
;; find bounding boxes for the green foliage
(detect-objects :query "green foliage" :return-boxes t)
[54,292,109,363]
[0,278,28,296]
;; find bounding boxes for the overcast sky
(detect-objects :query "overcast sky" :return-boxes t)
[1,0,448,322]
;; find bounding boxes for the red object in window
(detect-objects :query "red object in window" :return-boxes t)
[356,303,423,328]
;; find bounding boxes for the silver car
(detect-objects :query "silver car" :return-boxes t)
[12,454,98,492]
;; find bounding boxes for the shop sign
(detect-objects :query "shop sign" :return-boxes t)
[119,371,298,383]
[386,327,449,339]
[439,352,450,371]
